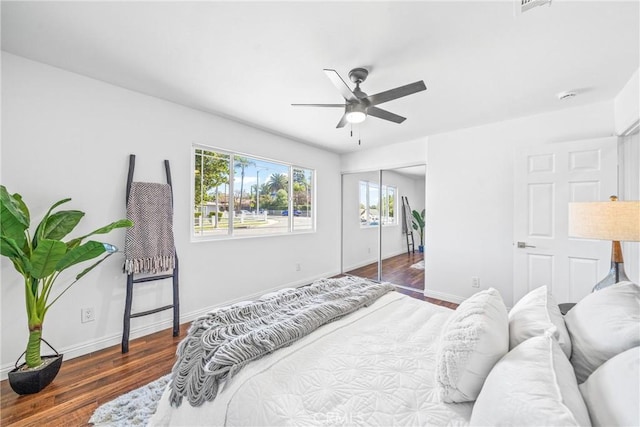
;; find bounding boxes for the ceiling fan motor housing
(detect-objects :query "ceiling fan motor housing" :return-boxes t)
[348,67,369,84]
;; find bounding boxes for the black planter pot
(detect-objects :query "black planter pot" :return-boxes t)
[8,339,63,395]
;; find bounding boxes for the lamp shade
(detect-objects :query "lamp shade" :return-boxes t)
[568,200,640,242]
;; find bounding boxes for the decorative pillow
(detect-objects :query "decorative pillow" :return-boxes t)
[470,334,592,427]
[579,346,640,427]
[509,285,572,358]
[435,288,508,403]
[564,281,640,383]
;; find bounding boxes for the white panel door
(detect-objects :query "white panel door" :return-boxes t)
[513,137,617,305]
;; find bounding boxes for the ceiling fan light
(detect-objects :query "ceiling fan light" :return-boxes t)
[346,111,367,124]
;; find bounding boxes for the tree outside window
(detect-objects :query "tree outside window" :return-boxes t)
[193,145,314,238]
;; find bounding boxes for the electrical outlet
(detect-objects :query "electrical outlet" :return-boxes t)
[295,263,301,272]
[367,247,371,254]
[471,277,480,288]
[81,307,95,323]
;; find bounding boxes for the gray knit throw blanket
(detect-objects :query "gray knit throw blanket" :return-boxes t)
[124,182,176,274]
[169,276,395,407]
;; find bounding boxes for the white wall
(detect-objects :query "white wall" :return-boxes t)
[0,53,342,377]
[426,101,616,306]
[614,68,639,135]
[341,137,427,173]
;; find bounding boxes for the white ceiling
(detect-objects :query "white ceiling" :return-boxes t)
[2,1,638,154]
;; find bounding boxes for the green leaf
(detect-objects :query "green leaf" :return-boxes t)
[42,210,85,240]
[411,209,425,227]
[56,240,106,272]
[0,186,29,247]
[30,239,67,279]
[0,235,31,274]
[33,197,71,241]
[66,219,133,247]
[0,235,21,258]
[12,193,30,225]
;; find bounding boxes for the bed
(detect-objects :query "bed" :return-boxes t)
[149,277,640,427]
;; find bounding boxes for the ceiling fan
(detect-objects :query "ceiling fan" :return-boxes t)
[292,68,427,128]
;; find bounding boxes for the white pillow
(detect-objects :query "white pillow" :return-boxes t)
[579,346,640,427]
[564,281,640,383]
[509,285,572,358]
[435,288,508,403]
[470,334,591,427]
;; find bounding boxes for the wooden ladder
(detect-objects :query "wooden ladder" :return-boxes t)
[402,196,415,255]
[122,154,180,353]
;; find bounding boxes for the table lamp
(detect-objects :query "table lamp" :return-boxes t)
[568,196,640,291]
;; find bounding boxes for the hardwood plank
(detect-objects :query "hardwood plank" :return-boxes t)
[345,251,424,290]
[1,325,187,426]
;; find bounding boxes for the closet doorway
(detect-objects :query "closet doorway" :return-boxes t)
[341,165,426,292]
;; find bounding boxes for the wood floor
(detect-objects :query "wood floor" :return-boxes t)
[345,251,424,290]
[0,325,189,427]
[0,269,456,426]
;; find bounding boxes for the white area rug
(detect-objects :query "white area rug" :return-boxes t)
[89,374,170,426]
[410,260,425,270]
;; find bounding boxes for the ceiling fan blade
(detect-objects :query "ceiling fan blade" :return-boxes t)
[291,103,344,107]
[336,113,349,128]
[324,69,358,102]
[365,81,426,106]
[367,106,406,124]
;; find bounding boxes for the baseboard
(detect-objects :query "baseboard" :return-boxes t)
[344,250,413,273]
[0,271,340,381]
[381,248,412,259]
[343,258,378,272]
[423,288,466,304]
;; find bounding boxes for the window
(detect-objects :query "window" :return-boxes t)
[381,185,396,225]
[193,145,314,239]
[359,181,396,227]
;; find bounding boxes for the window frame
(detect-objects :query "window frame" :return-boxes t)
[192,144,316,241]
[359,180,397,228]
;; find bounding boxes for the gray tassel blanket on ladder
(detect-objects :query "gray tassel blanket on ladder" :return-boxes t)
[124,181,176,274]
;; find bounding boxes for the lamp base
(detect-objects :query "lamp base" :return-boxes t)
[592,262,630,292]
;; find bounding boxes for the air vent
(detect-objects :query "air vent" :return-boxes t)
[520,0,552,13]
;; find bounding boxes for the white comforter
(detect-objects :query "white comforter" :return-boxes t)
[150,292,473,426]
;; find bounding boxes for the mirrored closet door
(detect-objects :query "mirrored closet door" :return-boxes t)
[341,165,426,292]
[341,170,381,281]
[380,165,426,292]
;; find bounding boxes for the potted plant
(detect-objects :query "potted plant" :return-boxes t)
[0,185,132,394]
[412,208,425,253]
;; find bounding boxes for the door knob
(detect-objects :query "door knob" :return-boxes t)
[516,241,536,248]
